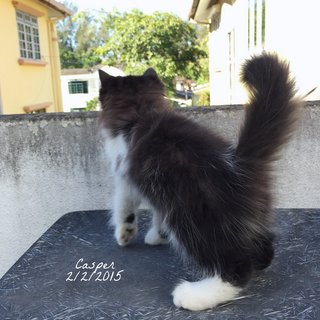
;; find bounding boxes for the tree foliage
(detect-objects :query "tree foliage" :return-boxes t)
[98,10,207,90]
[85,97,99,111]
[57,3,106,68]
[195,25,209,84]
[57,4,208,90]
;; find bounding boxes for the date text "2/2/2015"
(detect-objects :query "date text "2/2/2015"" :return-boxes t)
[66,270,123,282]
[66,258,124,282]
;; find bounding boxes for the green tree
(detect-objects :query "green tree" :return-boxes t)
[57,5,208,91]
[195,25,209,84]
[57,3,106,68]
[56,1,79,68]
[85,97,99,111]
[98,10,207,91]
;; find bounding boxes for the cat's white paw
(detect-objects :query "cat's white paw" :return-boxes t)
[144,227,168,245]
[115,223,137,246]
[172,277,241,311]
[172,281,210,311]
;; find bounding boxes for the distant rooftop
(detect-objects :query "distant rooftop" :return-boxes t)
[61,65,125,77]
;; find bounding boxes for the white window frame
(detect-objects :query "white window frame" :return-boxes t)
[16,10,41,60]
[248,0,265,52]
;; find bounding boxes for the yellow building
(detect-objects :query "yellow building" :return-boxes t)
[0,0,71,114]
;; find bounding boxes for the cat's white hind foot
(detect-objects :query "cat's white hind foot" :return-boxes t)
[144,227,168,245]
[172,276,241,311]
[115,223,137,246]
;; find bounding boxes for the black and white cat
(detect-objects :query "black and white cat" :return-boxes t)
[98,53,301,311]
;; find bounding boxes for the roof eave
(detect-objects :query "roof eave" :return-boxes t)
[189,0,200,20]
[189,0,235,24]
[38,0,72,18]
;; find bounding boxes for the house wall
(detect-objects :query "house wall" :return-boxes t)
[61,73,100,112]
[61,67,125,112]
[208,0,320,105]
[265,0,320,96]
[0,81,3,113]
[208,0,248,105]
[1,104,320,278]
[0,0,63,114]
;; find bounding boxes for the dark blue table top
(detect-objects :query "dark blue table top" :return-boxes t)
[1,209,319,320]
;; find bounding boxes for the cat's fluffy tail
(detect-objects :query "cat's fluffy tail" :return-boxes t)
[236,53,302,167]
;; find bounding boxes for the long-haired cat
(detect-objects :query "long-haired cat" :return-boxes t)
[98,53,301,311]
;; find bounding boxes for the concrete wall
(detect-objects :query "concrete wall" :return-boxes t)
[61,73,100,112]
[1,103,320,278]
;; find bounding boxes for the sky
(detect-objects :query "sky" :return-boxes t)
[70,0,192,20]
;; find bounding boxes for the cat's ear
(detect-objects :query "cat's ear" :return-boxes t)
[143,68,158,77]
[99,69,113,83]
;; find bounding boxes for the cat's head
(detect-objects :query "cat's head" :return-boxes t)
[98,68,165,108]
[99,68,166,135]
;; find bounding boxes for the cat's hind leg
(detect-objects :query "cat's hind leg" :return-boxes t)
[168,218,253,310]
[144,210,168,245]
[111,176,141,246]
[171,252,252,310]
[172,275,241,311]
[251,232,275,271]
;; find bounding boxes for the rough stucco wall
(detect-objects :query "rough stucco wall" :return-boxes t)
[0,113,113,278]
[181,104,320,208]
[1,103,319,277]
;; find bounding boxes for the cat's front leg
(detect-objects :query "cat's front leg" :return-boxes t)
[144,210,168,245]
[111,176,141,246]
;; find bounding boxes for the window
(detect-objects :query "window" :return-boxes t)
[28,108,46,114]
[68,81,89,94]
[70,108,85,112]
[228,29,235,104]
[248,0,265,51]
[16,10,41,60]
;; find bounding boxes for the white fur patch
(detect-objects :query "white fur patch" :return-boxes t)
[172,276,241,311]
[144,209,167,245]
[115,222,138,246]
[111,175,141,246]
[103,129,129,176]
[144,227,167,245]
[103,129,142,246]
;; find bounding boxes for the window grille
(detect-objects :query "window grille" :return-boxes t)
[68,81,89,94]
[16,10,41,60]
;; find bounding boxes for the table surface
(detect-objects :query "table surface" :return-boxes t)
[0,209,319,320]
